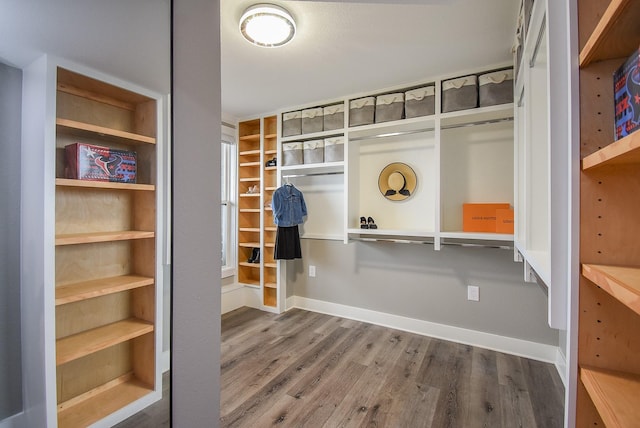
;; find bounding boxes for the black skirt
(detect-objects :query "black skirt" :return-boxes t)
[274,226,302,260]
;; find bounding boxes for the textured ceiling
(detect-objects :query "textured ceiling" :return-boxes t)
[0,1,518,121]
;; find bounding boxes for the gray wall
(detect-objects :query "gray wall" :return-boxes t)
[289,239,559,346]
[171,0,221,425]
[0,62,23,419]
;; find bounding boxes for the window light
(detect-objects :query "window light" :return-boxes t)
[239,4,296,48]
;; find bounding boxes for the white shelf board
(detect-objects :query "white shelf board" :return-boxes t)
[281,129,344,143]
[440,103,514,128]
[347,115,436,140]
[439,231,514,242]
[281,161,344,175]
[347,228,435,240]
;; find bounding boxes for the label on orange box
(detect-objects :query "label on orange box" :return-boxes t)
[462,203,511,233]
[496,208,514,234]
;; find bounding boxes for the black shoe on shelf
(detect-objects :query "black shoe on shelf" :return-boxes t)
[367,217,378,229]
[248,247,259,263]
[360,216,369,229]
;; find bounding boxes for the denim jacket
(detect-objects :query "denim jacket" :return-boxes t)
[272,184,307,227]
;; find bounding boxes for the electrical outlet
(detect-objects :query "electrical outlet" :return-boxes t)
[309,265,316,277]
[467,285,480,302]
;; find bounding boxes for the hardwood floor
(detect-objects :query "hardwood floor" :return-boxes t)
[118,306,565,427]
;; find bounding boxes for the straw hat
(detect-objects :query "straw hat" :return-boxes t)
[378,162,417,201]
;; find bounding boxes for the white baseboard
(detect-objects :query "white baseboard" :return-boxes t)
[221,283,248,314]
[0,412,24,428]
[162,350,170,373]
[555,347,567,387]
[289,296,560,365]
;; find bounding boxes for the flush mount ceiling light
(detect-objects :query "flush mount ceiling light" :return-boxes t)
[239,4,296,48]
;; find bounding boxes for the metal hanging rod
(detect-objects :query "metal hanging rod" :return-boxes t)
[282,171,344,179]
[350,236,513,250]
[349,127,435,142]
[440,116,514,130]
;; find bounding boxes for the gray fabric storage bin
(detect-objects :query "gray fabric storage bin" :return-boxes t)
[301,107,324,134]
[404,86,435,118]
[282,111,301,137]
[349,97,375,127]
[303,140,324,164]
[323,104,344,131]
[324,136,344,163]
[283,142,303,166]
[479,69,514,107]
[442,75,478,113]
[375,93,404,123]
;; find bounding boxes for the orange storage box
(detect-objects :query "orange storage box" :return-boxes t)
[463,203,510,233]
[495,208,514,234]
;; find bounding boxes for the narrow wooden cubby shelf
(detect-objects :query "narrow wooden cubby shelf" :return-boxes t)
[56,178,155,191]
[582,132,640,170]
[265,263,277,268]
[265,166,277,171]
[55,275,154,306]
[239,242,260,248]
[55,230,155,246]
[265,227,276,232]
[239,133,260,142]
[240,208,261,213]
[57,373,152,428]
[265,133,277,139]
[264,243,275,248]
[240,177,260,182]
[265,186,276,191]
[239,227,260,233]
[264,207,273,211]
[582,264,640,316]
[56,318,154,365]
[240,193,260,198]
[56,118,156,145]
[239,149,261,156]
[240,161,261,167]
[579,0,640,67]
[580,366,640,428]
[238,262,260,268]
[265,282,277,289]
[265,149,277,155]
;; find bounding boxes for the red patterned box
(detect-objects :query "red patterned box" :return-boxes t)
[65,143,137,183]
[614,46,640,140]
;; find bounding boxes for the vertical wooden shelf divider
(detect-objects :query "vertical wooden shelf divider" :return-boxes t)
[577,0,640,425]
[53,66,160,427]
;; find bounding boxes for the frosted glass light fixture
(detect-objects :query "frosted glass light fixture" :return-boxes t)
[239,4,296,48]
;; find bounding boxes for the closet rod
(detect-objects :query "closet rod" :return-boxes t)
[282,171,344,179]
[349,127,434,142]
[351,236,512,249]
[440,116,513,130]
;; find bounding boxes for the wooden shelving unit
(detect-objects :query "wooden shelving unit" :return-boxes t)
[53,66,160,427]
[262,116,278,308]
[577,0,640,424]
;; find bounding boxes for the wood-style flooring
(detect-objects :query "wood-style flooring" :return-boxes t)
[118,306,565,428]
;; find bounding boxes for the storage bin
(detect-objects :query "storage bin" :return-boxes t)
[349,97,375,127]
[282,142,303,166]
[301,107,324,134]
[282,111,301,137]
[65,142,137,183]
[404,86,435,118]
[323,104,344,131]
[479,69,514,107]
[442,75,478,113]
[324,136,344,162]
[303,140,324,164]
[375,93,404,123]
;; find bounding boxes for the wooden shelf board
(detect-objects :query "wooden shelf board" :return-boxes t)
[264,243,275,248]
[264,207,273,211]
[265,187,276,191]
[582,264,640,316]
[265,166,277,171]
[56,318,153,365]
[238,280,260,287]
[57,374,152,428]
[239,133,260,142]
[239,161,261,167]
[264,263,277,268]
[580,366,640,428]
[265,227,277,232]
[239,208,261,213]
[56,275,154,306]
[582,132,640,170]
[56,178,154,191]
[55,230,154,246]
[239,262,260,268]
[239,193,260,198]
[238,242,260,248]
[56,118,156,145]
[239,177,260,182]
[579,0,640,67]
[265,149,277,155]
[264,282,277,289]
[264,133,277,139]
[239,149,261,156]
[239,228,260,233]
